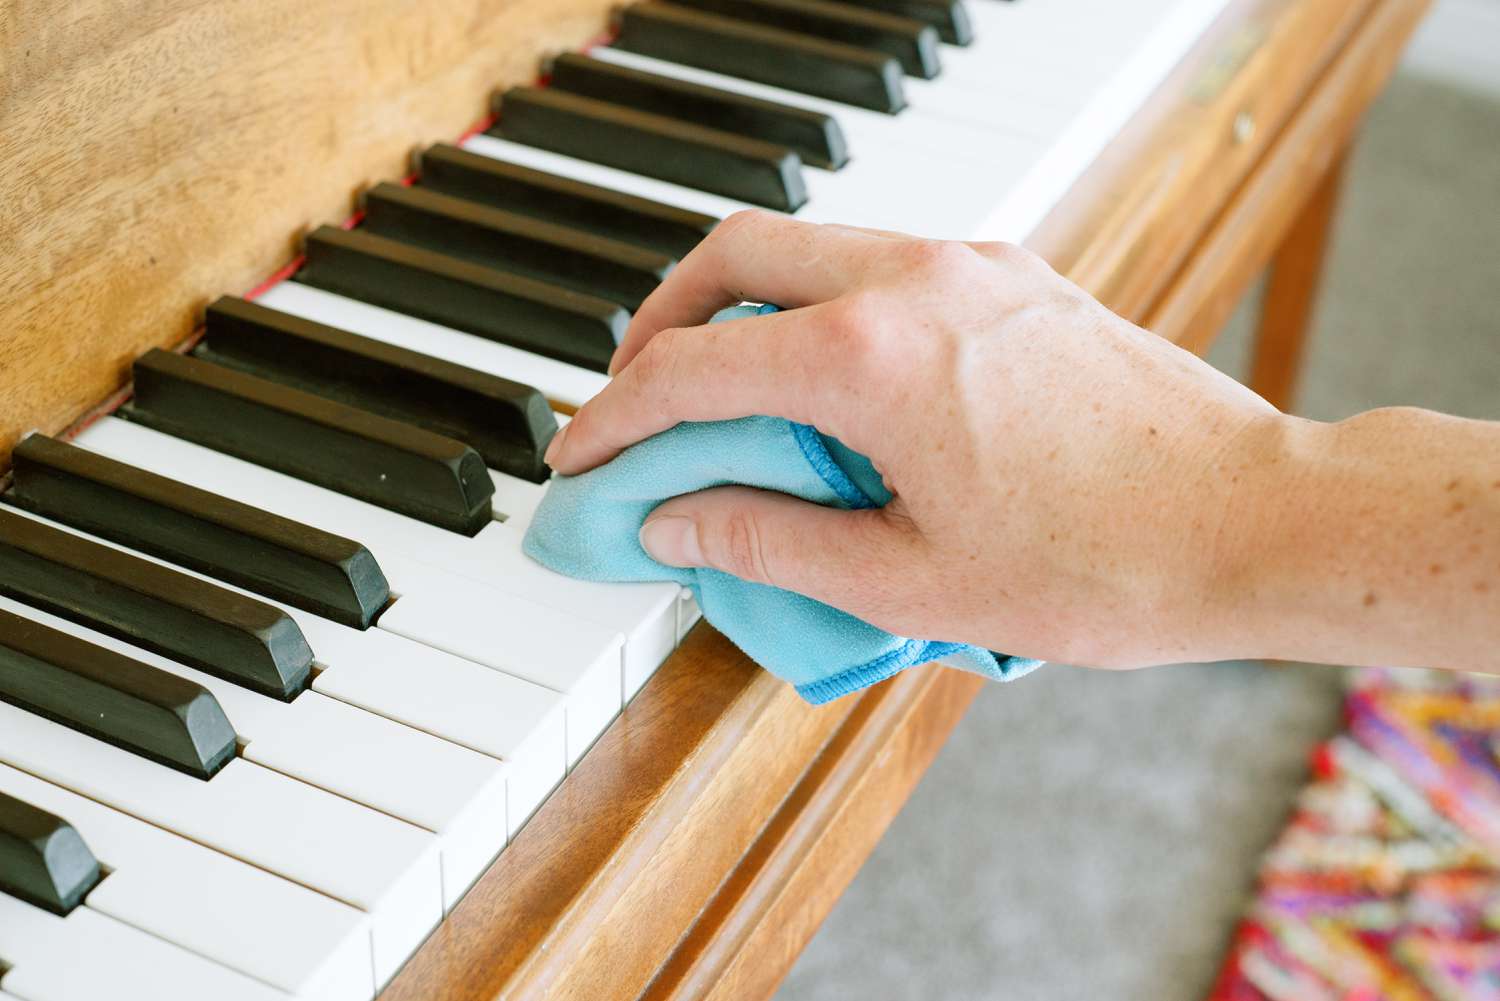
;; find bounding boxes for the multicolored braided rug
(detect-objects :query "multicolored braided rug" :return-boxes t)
[1209,670,1500,1001]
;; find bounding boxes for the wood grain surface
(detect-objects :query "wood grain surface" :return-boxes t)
[0,0,617,468]
[1,1,1427,998]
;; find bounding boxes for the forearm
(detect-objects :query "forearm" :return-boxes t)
[1212,407,1500,671]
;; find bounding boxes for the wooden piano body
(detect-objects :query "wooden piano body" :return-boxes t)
[0,0,1428,997]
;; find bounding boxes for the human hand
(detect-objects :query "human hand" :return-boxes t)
[544,210,1292,669]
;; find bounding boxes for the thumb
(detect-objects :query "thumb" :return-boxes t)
[638,485,922,622]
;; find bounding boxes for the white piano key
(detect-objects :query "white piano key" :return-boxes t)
[0,501,569,843]
[588,0,1234,243]
[537,49,1050,235]
[463,132,1024,241]
[378,556,625,769]
[0,593,507,913]
[487,467,550,525]
[298,615,567,834]
[243,694,508,910]
[488,410,564,527]
[0,762,374,1001]
[899,73,1077,142]
[961,0,1178,42]
[797,144,1036,239]
[72,418,666,761]
[256,282,609,411]
[76,416,675,674]
[940,1,1156,103]
[0,702,441,986]
[0,894,287,1001]
[581,47,1058,227]
[584,45,1045,157]
[983,0,1238,242]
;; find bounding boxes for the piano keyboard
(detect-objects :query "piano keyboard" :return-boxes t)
[0,1,1231,998]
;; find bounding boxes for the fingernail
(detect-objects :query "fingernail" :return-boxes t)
[543,423,569,467]
[640,516,704,567]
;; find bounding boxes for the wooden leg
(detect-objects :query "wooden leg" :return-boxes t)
[1248,147,1351,412]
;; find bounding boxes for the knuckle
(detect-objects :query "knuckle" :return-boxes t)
[624,329,690,415]
[713,208,775,243]
[822,292,915,385]
[822,291,886,357]
[985,243,1062,290]
[972,240,1033,266]
[715,507,776,585]
[901,238,977,276]
[628,327,684,385]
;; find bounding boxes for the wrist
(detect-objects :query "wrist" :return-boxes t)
[1190,410,1328,663]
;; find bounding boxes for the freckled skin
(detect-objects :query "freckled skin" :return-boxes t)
[551,211,1500,675]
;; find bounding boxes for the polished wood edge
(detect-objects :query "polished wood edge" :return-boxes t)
[1148,0,1432,353]
[1026,0,1378,328]
[643,664,985,1001]
[377,625,853,1001]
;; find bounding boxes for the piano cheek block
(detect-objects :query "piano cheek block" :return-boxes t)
[126,349,496,537]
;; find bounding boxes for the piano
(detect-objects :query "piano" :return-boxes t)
[0,0,1428,998]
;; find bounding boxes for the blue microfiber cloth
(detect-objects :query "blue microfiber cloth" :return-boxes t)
[522,304,1043,705]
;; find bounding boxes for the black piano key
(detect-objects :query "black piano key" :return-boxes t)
[0,609,238,780]
[548,52,849,170]
[8,435,390,631]
[361,183,673,311]
[614,3,907,114]
[419,144,717,259]
[493,87,807,212]
[673,0,941,78]
[832,0,972,46]
[126,349,495,536]
[0,792,101,915]
[0,507,313,702]
[201,296,558,482]
[296,225,626,373]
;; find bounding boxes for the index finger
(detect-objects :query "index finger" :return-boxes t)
[550,301,866,475]
[609,210,892,374]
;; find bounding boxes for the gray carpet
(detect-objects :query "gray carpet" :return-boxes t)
[776,72,1500,1001]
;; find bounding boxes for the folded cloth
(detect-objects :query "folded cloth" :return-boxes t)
[522,304,1042,705]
